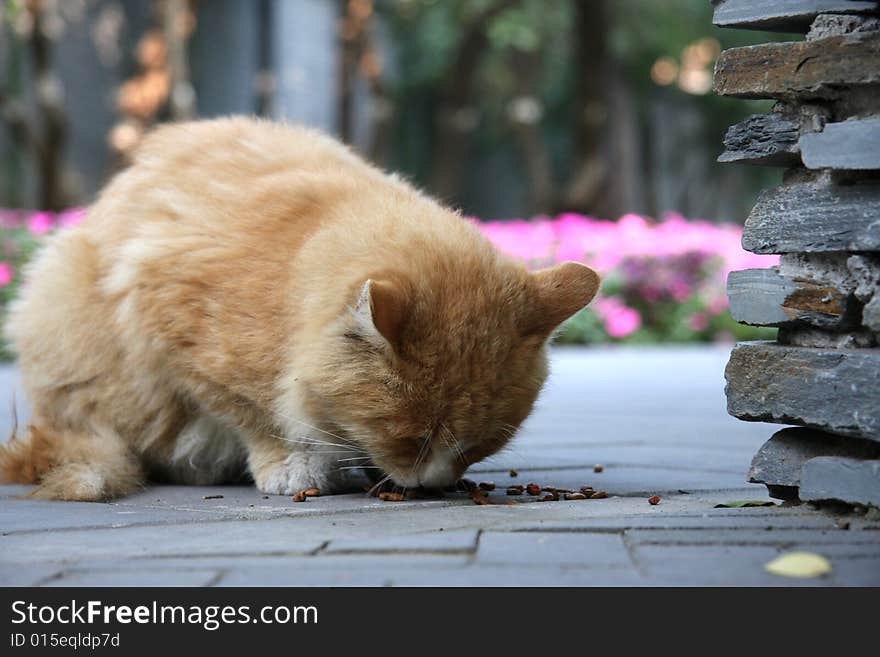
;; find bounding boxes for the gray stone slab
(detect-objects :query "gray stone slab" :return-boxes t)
[516,511,845,533]
[218,562,645,587]
[324,530,478,554]
[0,563,63,586]
[387,565,645,586]
[221,554,470,586]
[718,112,801,166]
[748,427,880,492]
[476,531,633,569]
[726,342,880,440]
[742,180,880,254]
[787,542,880,559]
[825,557,880,585]
[43,569,221,587]
[801,456,880,505]
[713,32,880,100]
[0,518,327,563]
[727,268,859,329]
[0,497,239,533]
[712,0,878,33]
[626,527,880,546]
[801,119,880,170]
[632,544,822,586]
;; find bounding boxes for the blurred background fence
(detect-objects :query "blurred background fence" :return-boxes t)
[0,0,785,350]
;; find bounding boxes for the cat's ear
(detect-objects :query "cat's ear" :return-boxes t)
[524,262,600,336]
[353,279,408,347]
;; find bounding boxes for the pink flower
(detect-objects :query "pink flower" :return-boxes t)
[688,312,710,331]
[706,295,728,316]
[0,261,14,287]
[605,305,641,338]
[57,207,87,229]
[27,211,54,235]
[670,280,692,302]
[594,297,642,338]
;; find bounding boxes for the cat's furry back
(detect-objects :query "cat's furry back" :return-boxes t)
[1,117,599,501]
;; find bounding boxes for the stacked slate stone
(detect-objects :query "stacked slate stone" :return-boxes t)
[712,0,880,507]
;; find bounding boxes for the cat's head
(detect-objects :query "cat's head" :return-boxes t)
[299,258,599,489]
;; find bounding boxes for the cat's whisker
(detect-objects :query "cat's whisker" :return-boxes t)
[275,432,361,449]
[276,436,364,453]
[367,474,392,497]
[440,422,467,465]
[337,465,383,471]
[336,455,372,462]
[273,411,356,445]
[411,432,431,479]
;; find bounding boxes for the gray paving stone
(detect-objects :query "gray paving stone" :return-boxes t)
[786,542,880,560]
[220,561,645,586]
[324,530,478,554]
[822,558,880,586]
[217,555,473,586]
[43,569,221,587]
[476,531,634,569]
[385,565,646,587]
[632,544,817,586]
[0,563,63,586]
[0,518,327,562]
[625,527,880,546]
[0,497,236,533]
[516,512,845,533]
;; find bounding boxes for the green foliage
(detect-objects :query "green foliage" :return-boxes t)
[0,226,41,360]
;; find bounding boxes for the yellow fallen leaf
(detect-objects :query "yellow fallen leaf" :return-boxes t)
[765,552,832,578]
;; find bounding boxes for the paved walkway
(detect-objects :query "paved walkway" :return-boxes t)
[1,347,877,586]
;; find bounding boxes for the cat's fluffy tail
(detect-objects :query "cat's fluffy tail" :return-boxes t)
[0,423,143,501]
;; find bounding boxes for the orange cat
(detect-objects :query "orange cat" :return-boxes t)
[0,117,599,501]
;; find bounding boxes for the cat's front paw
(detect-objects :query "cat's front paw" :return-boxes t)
[252,451,348,495]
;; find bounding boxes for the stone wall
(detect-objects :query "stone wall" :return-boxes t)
[712,0,880,506]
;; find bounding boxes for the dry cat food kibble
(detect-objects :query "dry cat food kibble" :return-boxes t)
[648,495,661,505]
[292,491,307,503]
[509,469,518,477]
[458,478,478,492]
[364,477,607,506]
[593,464,604,473]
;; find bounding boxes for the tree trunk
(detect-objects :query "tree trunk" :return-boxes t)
[30,3,69,211]
[428,0,517,204]
[507,48,556,215]
[562,0,608,214]
[163,0,196,120]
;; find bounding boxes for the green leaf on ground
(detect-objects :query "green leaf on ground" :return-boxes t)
[714,500,776,508]
[765,552,832,578]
